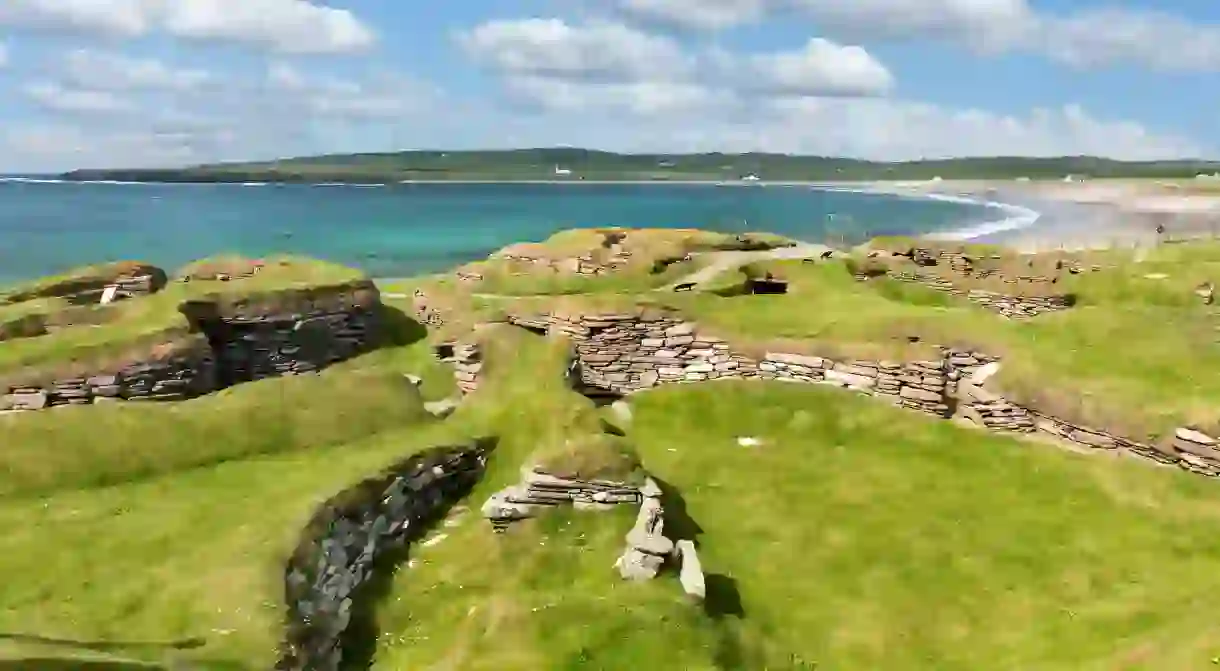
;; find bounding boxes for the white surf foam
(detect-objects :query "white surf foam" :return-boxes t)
[810,185,1042,241]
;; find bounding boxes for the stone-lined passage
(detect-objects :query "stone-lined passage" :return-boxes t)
[481,466,643,531]
[278,442,493,671]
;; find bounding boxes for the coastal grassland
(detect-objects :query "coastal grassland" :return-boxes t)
[365,326,728,670]
[666,248,1220,440]
[623,381,1220,670]
[0,255,366,385]
[0,325,641,670]
[452,228,793,297]
[0,327,459,669]
[0,332,453,498]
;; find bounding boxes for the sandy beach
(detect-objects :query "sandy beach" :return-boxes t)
[869,179,1220,253]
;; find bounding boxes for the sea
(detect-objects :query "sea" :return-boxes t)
[0,179,1040,283]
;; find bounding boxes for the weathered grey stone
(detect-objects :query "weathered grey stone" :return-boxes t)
[676,540,705,600]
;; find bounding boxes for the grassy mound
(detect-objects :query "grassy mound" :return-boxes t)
[453,228,794,296]
[0,255,368,387]
[665,245,1220,440]
[363,379,1220,670]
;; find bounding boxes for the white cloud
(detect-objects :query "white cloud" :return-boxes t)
[612,0,1220,71]
[158,0,374,55]
[61,49,212,92]
[23,81,135,114]
[458,18,692,80]
[616,0,766,30]
[502,76,722,115]
[265,63,436,120]
[0,0,374,54]
[731,38,894,97]
[0,42,8,68]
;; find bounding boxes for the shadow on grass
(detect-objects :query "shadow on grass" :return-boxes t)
[377,304,428,347]
[0,660,165,671]
[338,436,499,671]
[0,635,205,652]
[652,478,750,669]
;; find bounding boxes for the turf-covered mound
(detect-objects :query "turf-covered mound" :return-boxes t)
[344,369,1220,670]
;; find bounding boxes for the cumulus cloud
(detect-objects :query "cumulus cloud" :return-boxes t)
[461,18,895,109]
[616,0,766,30]
[728,38,894,97]
[458,18,692,81]
[0,0,374,54]
[613,0,1220,71]
[61,49,212,92]
[265,63,437,120]
[23,81,135,114]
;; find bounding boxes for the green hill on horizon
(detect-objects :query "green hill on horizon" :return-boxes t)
[59,149,1220,184]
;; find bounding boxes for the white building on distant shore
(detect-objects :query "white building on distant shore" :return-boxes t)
[554,165,572,176]
[740,173,760,182]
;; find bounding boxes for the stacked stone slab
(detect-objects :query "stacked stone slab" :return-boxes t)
[2,349,217,411]
[278,443,491,671]
[437,343,481,395]
[504,310,1220,483]
[884,269,1074,318]
[481,467,643,531]
[1171,428,1220,475]
[1,303,382,413]
[509,313,756,393]
[615,478,673,581]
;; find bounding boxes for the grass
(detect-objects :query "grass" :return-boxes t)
[10,314,1220,669]
[450,228,793,297]
[621,382,1220,670]
[661,246,1220,440]
[365,378,1220,670]
[0,255,366,385]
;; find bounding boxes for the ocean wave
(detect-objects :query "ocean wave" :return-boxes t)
[810,185,1041,241]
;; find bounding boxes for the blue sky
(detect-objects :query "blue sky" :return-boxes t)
[0,0,1217,171]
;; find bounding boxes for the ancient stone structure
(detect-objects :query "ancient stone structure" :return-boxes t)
[277,442,492,671]
[886,270,1075,318]
[1,286,384,412]
[481,466,643,531]
[615,478,672,581]
[505,310,1220,482]
[434,342,481,395]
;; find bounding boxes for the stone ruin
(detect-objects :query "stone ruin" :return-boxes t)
[480,466,643,531]
[1,282,384,413]
[498,310,1220,482]
[277,442,492,671]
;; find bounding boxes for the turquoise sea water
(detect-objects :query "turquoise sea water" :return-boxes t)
[0,181,1004,282]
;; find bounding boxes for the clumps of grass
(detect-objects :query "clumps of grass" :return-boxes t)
[0,354,433,498]
[533,432,644,484]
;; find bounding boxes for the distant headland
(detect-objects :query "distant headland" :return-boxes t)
[56,148,1220,184]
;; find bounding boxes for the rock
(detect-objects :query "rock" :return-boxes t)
[968,361,1001,386]
[1175,427,1217,446]
[737,436,762,447]
[424,397,459,419]
[676,540,705,600]
[640,478,663,499]
[610,400,633,426]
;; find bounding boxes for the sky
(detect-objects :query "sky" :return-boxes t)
[0,0,1218,171]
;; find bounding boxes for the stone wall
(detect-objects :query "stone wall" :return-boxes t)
[481,466,643,531]
[505,311,1220,482]
[278,442,492,671]
[1,303,382,413]
[435,342,481,395]
[886,270,1074,318]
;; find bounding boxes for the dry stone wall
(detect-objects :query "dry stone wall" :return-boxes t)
[506,311,1220,482]
[278,442,492,671]
[0,304,382,413]
[885,270,1074,318]
[481,466,643,531]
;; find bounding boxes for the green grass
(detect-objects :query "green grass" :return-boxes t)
[664,251,1220,440]
[0,256,366,384]
[364,379,1220,670]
